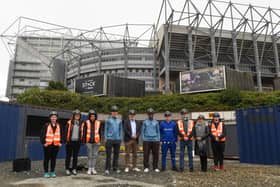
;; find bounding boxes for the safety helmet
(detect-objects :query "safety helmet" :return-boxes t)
[72,109,81,115]
[164,111,172,117]
[49,111,58,117]
[197,114,205,119]
[111,105,118,112]
[213,112,220,118]
[180,108,188,115]
[129,109,136,115]
[147,108,155,114]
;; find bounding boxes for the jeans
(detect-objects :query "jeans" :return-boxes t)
[87,143,100,169]
[161,142,176,169]
[105,140,121,170]
[179,140,193,170]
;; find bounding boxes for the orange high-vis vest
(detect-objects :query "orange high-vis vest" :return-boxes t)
[211,122,226,142]
[85,120,101,143]
[177,119,194,140]
[45,123,61,146]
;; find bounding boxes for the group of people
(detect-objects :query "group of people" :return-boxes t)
[40,106,226,178]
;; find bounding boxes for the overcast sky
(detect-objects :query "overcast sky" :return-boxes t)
[0,0,280,97]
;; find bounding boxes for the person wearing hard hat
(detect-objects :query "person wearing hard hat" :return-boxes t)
[142,108,161,173]
[160,111,178,172]
[83,109,101,175]
[177,108,194,172]
[40,111,63,178]
[64,109,83,176]
[104,105,123,175]
[210,112,226,171]
[192,115,209,172]
[123,109,142,173]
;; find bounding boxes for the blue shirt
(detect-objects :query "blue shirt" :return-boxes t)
[160,120,178,143]
[142,118,160,142]
[104,117,123,141]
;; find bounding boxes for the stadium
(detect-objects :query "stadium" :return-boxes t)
[2,0,280,98]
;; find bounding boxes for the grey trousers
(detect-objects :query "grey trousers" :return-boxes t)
[86,143,100,169]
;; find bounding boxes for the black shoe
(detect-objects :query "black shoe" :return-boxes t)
[179,168,184,172]
[172,167,179,172]
[161,167,166,172]
[189,168,194,172]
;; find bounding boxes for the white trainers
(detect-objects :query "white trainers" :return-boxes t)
[144,168,149,173]
[87,168,92,175]
[72,169,77,175]
[124,168,129,173]
[116,169,121,174]
[154,168,160,173]
[92,168,97,175]
[66,170,71,176]
[105,170,110,175]
[132,168,141,172]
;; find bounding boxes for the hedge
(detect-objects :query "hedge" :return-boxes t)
[16,88,280,114]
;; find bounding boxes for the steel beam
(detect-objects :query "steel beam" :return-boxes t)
[98,50,102,74]
[272,35,280,77]
[232,31,239,70]
[188,27,194,70]
[164,24,170,93]
[153,50,157,90]
[124,41,128,78]
[252,34,262,91]
[210,28,217,67]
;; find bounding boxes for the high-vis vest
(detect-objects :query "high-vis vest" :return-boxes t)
[85,120,101,143]
[177,119,194,140]
[66,120,82,142]
[211,122,226,142]
[45,123,61,146]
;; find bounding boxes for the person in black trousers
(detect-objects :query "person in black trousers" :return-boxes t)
[191,115,209,172]
[104,106,123,175]
[64,109,83,176]
[210,112,226,171]
[40,111,63,178]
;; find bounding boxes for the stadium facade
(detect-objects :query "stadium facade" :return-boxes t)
[2,0,280,98]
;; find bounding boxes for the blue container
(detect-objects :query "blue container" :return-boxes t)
[236,106,280,165]
[0,103,21,162]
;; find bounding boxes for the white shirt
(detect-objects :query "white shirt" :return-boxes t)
[130,120,137,137]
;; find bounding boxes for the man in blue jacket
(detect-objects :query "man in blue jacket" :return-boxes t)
[104,105,123,175]
[160,111,178,171]
[142,108,161,173]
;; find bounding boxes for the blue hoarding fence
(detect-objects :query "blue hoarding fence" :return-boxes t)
[236,105,280,165]
[0,103,21,162]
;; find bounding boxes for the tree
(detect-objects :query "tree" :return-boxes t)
[46,81,68,91]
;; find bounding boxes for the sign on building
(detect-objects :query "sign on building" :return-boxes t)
[180,66,226,94]
[75,75,106,96]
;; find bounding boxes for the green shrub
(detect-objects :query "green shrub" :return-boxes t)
[16,88,280,112]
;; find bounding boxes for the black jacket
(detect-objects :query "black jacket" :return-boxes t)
[123,119,142,143]
[64,119,83,143]
[40,122,64,145]
[191,121,209,156]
